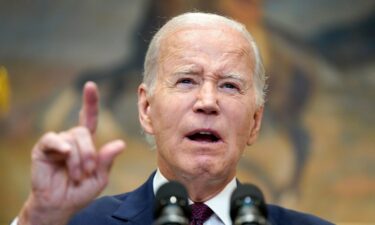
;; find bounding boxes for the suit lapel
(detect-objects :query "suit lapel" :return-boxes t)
[111,172,156,224]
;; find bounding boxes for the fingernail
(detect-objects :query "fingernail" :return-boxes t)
[114,140,125,148]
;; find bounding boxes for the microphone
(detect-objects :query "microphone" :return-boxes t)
[230,183,268,225]
[154,181,190,225]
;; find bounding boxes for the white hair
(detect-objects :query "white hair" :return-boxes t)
[143,12,267,106]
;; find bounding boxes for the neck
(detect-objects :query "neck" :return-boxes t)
[159,167,235,202]
[184,177,232,202]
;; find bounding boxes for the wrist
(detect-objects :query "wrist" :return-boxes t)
[18,195,72,225]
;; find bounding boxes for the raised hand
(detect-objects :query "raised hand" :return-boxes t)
[18,81,125,225]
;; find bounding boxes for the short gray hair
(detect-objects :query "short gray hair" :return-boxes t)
[143,12,267,106]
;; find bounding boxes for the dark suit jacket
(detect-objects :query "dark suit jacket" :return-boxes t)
[68,172,334,225]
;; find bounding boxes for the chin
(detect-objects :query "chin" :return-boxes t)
[191,160,222,176]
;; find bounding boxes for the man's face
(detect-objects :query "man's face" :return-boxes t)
[138,25,263,183]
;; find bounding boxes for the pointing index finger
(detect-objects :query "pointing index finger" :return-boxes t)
[79,81,99,134]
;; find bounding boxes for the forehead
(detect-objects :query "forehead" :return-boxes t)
[159,24,254,61]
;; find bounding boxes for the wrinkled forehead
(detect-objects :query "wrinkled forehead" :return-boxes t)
[159,23,254,57]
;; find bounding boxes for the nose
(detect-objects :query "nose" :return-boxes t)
[193,82,219,115]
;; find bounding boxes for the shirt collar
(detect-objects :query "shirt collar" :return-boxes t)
[204,178,236,225]
[153,168,169,194]
[153,169,237,225]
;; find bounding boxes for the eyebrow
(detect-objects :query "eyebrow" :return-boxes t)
[173,64,202,74]
[219,73,246,83]
[171,64,248,84]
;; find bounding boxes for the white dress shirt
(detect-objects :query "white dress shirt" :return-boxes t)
[153,169,237,225]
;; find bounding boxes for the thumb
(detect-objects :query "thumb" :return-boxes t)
[97,140,125,174]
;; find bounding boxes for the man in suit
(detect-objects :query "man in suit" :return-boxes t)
[14,12,333,225]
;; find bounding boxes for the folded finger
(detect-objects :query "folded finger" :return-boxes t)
[35,132,71,161]
[59,132,82,182]
[71,127,97,175]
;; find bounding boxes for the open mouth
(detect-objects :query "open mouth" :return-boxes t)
[186,130,221,143]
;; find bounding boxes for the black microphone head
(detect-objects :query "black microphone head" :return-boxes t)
[154,180,191,220]
[230,183,267,223]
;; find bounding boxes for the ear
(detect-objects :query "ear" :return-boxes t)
[138,83,154,134]
[246,106,264,146]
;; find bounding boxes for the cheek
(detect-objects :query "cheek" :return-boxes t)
[150,95,189,133]
[224,103,255,143]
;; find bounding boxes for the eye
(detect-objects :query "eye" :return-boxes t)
[219,82,241,93]
[176,77,197,88]
[178,78,194,84]
[221,83,237,89]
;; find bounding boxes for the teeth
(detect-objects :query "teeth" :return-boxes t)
[199,131,212,135]
[187,130,220,142]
